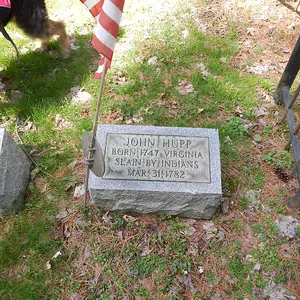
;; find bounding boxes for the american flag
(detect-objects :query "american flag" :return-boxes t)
[81,0,125,79]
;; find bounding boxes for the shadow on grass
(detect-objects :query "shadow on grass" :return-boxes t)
[0,34,96,118]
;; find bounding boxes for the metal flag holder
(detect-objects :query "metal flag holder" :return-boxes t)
[82,58,108,208]
[274,36,300,209]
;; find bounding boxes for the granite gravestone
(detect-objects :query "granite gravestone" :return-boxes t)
[89,125,222,219]
[0,128,31,216]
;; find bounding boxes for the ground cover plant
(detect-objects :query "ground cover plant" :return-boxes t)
[0,0,300,299]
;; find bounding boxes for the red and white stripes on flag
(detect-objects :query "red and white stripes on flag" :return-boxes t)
[80,0,104,17]
[81,0,125,79]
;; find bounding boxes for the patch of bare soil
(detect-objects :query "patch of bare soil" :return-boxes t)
[196,0,300,84]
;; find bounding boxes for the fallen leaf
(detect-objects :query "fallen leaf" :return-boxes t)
[141,245,152,257]
[54,114,73,129]
[180,226,196,236]
[68,159,78,169]
[105,109,124,123]
[73,184,85,198]
[197,108,204,115]
[113,71,127,84]
[123,214,138,223]
[163,77,172,88]
[102,211,113,224]
[116,231,124,241]
[160,92,168,100]
[63,227,71,239]
[177,79,194,95]
[186,243,198,256]
[35,176,47,192]
[246,27,255,35]
[202,221,215,231]
[234,106,243,117]
[55,209,74,221]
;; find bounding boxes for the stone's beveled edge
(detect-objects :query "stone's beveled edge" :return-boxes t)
[89,124,222,195]
[0,128,4,148]
[89,188,222,220]
[0,128,7,193]
[0,128,32,196]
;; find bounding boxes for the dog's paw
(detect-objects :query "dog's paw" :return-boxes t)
[34,44,47,53]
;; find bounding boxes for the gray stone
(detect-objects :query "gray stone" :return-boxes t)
[0,128,31,216]
[89,125,221,219]
[263,281,296,300]
[275,215,300,239]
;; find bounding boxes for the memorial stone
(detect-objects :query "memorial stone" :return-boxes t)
[89,125,222,219]
[0,128,32,216]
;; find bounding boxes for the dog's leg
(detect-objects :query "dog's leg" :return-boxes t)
[36,20,70,58]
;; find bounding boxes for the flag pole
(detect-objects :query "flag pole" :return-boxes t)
[83,57,108,208]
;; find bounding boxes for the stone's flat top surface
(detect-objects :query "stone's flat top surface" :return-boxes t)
[0,128,4,141]
[104,133,210,183]
[90,125,222,195]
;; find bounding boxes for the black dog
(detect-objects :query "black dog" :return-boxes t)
[0,0,69,58]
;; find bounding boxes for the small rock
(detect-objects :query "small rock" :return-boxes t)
[275,216,300,239]
[217,230,225,242]
[30,167,40,180]
[252,105,268,118]
[253,264,261,272]
[75,219,88,229]
[74,184,85,198]
[69,86,92,104]
[263,281,296,299]
[221,197,229,214]
[148,56,158,65]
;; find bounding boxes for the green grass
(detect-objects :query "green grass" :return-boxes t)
[0,0,299,298]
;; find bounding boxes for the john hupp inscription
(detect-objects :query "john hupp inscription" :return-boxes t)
[104,134,210,183]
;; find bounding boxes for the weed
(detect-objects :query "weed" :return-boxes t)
[263,150,293,169]
[240,195,252,210]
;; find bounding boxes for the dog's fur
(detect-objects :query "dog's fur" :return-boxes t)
[2,0,69,57]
